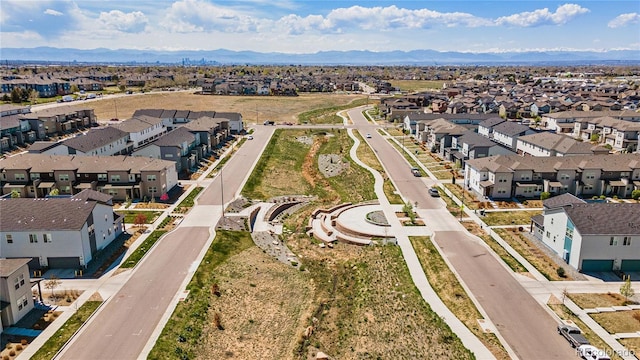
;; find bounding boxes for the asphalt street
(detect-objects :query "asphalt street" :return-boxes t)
[348,107,577,359]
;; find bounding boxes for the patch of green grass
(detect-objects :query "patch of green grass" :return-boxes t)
[389,80,446,92]
[31,301,103,360]
[483,210,541,226]
[298,98,368,124]
[410,236,510,359]
[115,210,162,224]
[148,231,254,360]
[175,186,204,209]
[120,230,168,268]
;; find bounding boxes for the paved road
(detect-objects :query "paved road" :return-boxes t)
[347,107,576,360]
[57,126,275,359]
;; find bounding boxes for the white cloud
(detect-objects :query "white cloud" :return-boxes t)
[44,9,63,16]
[608,13,640,28]
[160,0,258,33]
[495,3,589,27]
[98,10,148,32]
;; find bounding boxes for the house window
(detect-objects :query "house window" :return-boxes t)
[43,233,52,243]
[98,173,107,181]
[88,224,95,235]
[147,174,157,181]
[59,174,69,181]
[30,173,41,180]
[5,234,13,244]
[546,231,551,238]
[565,227,573,239]
[610,237,618,246]
[19,274,24,286]
[623,237,631,246]
[110,174,121,182]
[14,173,25,181]
[551,218,554,225]
[14,277,19,290]
[29,234,38,243]
[17,295,27,311]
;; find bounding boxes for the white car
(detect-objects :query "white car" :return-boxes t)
[578,345,611,360]
[247,135,253,140]
[366,133,372,138]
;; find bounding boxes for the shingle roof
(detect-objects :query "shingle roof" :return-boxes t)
[0,153,175,173]
[152,127,195,147]
[492,122,531,136]
[543,193,586,209]
[565,203,640,235]
[0,197,96,231]
[63,127,128,152]
[466,153,640,174]
[478,117,506,128]
[0,258,31,277]
[456,131,497,148]
[517,133,595,154]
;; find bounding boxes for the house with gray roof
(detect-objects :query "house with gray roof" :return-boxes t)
[446,131,515,168]
[63,126,132,156]
[534,193,640,273]
[113,115,167,149]
[516,132,608,157]
[0,189,124,270]
[132,127,200,174]
[477,117,506,138]
[491,122,536,150]
[465,153,640,199]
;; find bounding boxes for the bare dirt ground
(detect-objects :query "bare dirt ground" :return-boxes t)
[76,92,363,124]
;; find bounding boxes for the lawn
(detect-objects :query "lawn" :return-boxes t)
[115,210,162,224]
[298,97,368,124]
[494,228,570,281]
[410,236,510,359]
[619,338,640,357]
[444,184,482,210]
[568,293,632,309]
[482,210,541,226]
[174,186,203,213]
[149,230,256,360]
[243,128,376,204]
[31,300,103,360]
[389,80,446,92]
[75,92,365,124]
[591,310,640,334]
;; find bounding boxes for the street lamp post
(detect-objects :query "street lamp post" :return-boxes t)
[220,167,224,217]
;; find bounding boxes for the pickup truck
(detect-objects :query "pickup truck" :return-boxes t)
[557,324,590,348]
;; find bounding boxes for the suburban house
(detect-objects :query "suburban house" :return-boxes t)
[543,110,640,132]
[445,131,515,168]
[477,117,507,138]
[0,153,179,201]
[490,122,536,150]
[1,105,38,153]
[131,109,243,134]
[112,115,167,149]
[516,132,609,157]
[0,258,34,332]
[132,127,200,174]
[572,116,640,152]
[0,190,124,270]
[181,116,230,152]
[531,193,640,273]
[464,153,640,199]
[213,112,243,134]
[20,106,97,137]
[62,126,132,156]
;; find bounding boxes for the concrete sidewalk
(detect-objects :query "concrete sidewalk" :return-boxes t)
[344,119,496,360]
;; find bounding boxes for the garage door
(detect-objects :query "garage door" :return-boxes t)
[47,257,81,269]
[581,260,613,272]
[621,260,640,272]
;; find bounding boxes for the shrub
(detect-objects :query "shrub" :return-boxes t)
[15,345,23,351]
[556,267,566,278]
[540,192,551,200]
[8,351,15,357]
[632,189,640,200]
[599,195,606,200]
[5,344,12,349]
[20,340,27,346]
[4,355,10,360]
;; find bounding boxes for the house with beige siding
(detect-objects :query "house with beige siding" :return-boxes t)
[0,258,34,332]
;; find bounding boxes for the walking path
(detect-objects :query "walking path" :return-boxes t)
[379,119,640,360]
[342,119,496,358]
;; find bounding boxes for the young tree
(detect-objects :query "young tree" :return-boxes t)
[620,276,635,303]
[134,213,147,228]
[10,190,20,198]
[44,276,61,301]
[48,188,59,196]
[540,191,551,200]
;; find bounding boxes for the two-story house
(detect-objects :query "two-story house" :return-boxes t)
[112,115,167,149]
[516,132,608,157]
[491,122,536,150]
[132,127,199,174]
[63,127,132,156]
[0,190,124,270]
[0,258,34,332]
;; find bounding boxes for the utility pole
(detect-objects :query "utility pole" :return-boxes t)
[220,167,224,217]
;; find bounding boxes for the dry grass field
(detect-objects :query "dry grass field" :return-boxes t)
[78,92,364,124]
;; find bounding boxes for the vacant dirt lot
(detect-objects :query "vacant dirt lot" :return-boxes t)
[78,92,363,124]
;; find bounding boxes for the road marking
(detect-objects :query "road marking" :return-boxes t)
[132,329,142,336]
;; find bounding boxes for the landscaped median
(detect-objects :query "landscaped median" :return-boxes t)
[410,236,510,360]
[30,300,103,360]
[120,230,167,269]
[173,186,204,214]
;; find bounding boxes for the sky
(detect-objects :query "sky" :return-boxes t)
[1,1,639,53]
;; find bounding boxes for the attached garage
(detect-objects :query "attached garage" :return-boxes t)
[580,259,614,272]
[621,260,640,272]
[47,257,81,269]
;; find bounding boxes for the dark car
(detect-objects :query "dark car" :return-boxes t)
[428,188,440,197]
[558,325,590,348]
[411,168,421,177]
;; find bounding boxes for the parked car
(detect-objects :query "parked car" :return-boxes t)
[366,133,372,138]
[263,120,275,125]
[428,188,440,197]
[558,325,590,348]
[247,135,253,140]
[578,345,599,359]
[411,167,421,177]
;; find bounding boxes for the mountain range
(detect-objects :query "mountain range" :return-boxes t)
[2,47,639,65]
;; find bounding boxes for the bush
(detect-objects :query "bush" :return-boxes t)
[15,345,23,351]
[556,267,566,278]
[632,189,640,200]
[20,340,27,346]
[540,192,551,200]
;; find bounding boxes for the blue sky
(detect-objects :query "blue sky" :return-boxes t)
[1,1,639,53]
